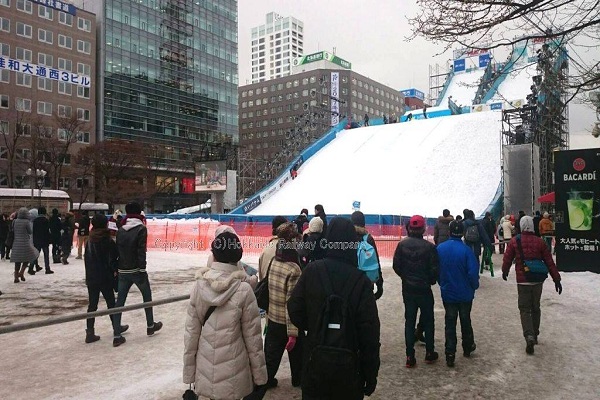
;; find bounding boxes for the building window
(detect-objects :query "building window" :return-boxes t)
[38,5,53,20]
[58,178,70,189]
[38,28,53,44]
[77,86,90,98]
[76,178,90,189]
[59,11,73,26]
[77,40,91,54]
[0,94,8,108]
[77,108,90,121]
[77,63,90,76]
[77,17,91,32]
[58,34,72,49]
[0,0,9,8]
[58,58,72,71]
[58,82,72,95]
[37,52,52,67]
[17,0,32,13]
[16,22,32,38]
[77,132,90,143]
[58,104,72,118]
[37,101,52,115]
[16,47,32,61]
[0,17,9,33]
[16,73,31,87]
[16,97,31,112]
[57,128,68,141]
[37,77,52,91]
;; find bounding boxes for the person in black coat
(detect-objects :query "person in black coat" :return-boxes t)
[288,217,380,400]
[314,204,327,234]
[76,210,91,259]
[293,209,309,235]
[481,211,496,253]
[532,211,542,237]
[298,216,327,268]
[351,211,384,300]
[84,214,127,344]
[32,206,53,274]
[49,208,62,263]
[60,213,75,264]
[0,213,9,260]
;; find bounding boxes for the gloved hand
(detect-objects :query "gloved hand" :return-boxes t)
[502,272,508,281]
[555,281,562,295]
[364,379,377,396]
[374,282,383,300]
[285,336,297,352]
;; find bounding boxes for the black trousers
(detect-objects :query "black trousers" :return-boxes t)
[264,320,304,386]
[443,301,475,355]
[403,290,435,355]
[87,284,118,331]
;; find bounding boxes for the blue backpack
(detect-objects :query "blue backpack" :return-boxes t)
[357,234,380,282]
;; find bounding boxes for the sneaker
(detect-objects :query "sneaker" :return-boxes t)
[446,354,456,367]
[425,351,439,363]
[113,336,126,347]
[119,325,129,334]
[147,321,163,336]
[406,355,416,368]
[463,343,476,357]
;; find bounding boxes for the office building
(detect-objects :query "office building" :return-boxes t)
[73,0,239,212]
[250,12,303,83]
[0,0,96,199]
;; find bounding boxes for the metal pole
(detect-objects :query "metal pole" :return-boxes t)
[0,295,190,335]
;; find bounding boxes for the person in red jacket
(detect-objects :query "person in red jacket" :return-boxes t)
[501,215,562,355]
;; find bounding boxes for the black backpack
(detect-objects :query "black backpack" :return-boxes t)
[464,223,480,243]
[304,263,362,395]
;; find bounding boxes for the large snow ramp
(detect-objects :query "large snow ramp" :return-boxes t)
[247,111,502,218]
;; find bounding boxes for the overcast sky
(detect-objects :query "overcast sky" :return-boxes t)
[238,0,598,135]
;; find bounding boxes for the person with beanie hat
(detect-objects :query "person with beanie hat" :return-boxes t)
[436,220,480,367]
[113,201,162,347]
[502,215,562,355]
[288,217,381,398]
[184,232,267,399]
[298,216,326,268]
[293,209,309,236]
[83,214,128,344]
[263,223,304,391]
[393,215,440,367]
[49,208,62,263]
[32,206,53,274]
[351,211,384,301]
[258,216,288,281]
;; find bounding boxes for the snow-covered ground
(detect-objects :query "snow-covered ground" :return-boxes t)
[488,62,537,104]
[439,69,485,107]
[250,111,502,217]
[1,251,599,399]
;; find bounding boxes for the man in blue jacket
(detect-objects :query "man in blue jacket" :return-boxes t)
[436,220,480,368]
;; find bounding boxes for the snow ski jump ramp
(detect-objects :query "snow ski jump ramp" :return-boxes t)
[247,111,502,218]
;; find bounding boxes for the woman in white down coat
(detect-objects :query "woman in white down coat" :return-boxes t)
[184,231,267,400]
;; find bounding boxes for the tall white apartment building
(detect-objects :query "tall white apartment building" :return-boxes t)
[250,12,304,83]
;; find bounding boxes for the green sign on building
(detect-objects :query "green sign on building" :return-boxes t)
[293,51,352,69]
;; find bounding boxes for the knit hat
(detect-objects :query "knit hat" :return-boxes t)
[543,212,549,218]
[350,211,366,227]
[91,214,108,229]
[276,222,300,241]
[449,220,464,237]
[409,215,425,229]
[520,216,535,233]
[272,216,288,235]
[215,225,237,236]
[308,217,324,233]
[300,208,309,216]
[211,232,243,264]
[125,202,142,215]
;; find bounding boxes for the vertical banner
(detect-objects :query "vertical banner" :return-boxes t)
[331,72,340,126]
[554,149,600,273]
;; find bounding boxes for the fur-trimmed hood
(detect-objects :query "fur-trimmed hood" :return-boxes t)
[437,215,454,223]
[194,261,249,306]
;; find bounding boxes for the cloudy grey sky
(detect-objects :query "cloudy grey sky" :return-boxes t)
[238,0,598,135]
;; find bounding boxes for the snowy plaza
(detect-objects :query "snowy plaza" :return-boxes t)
[1,250,599,400]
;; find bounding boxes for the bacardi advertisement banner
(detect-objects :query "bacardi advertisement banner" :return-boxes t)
[554,148,600,273]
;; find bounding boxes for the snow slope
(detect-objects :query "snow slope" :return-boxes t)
[439,69,485,107]
[489,62,537,103]
[250,111,502,217]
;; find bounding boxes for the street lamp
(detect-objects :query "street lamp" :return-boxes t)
[26,168,47,207]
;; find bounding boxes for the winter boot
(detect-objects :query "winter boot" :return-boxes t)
[14,271,19,283]
[405,355,416,368]
[85,329,100,343]
[425,351,439,363]
[463,343,477,357]
[19,265,27,281]
[45,268,54,274]
[446,354,456,367]
[35,264,43,272]
[27,265,36,275]
[113,336,126,347]
[525,336,535,355]
[147,321,163,336]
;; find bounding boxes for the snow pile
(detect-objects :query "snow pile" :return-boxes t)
[439,68,485,107]
[488,62,537,103]
[250,111,502,217]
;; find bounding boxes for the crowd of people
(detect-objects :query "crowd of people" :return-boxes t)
[182,205,562,400]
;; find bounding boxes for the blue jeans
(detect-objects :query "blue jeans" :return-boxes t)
[113,273,154,336]
[403,290,435,356]
[443,302,474,355]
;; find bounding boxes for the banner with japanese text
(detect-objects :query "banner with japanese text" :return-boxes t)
[0,58,91,88]
[554,148,600,273]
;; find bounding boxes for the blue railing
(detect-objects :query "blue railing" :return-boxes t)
[434,69,455,107]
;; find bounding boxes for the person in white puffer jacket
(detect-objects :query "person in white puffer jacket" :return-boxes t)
[183,231,267,400]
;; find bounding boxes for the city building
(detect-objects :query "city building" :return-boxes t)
[73,0,239,212]
[250,12,303,83]
[0,0,96,201]
[401,88,427,110]
[238,51,404,198]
